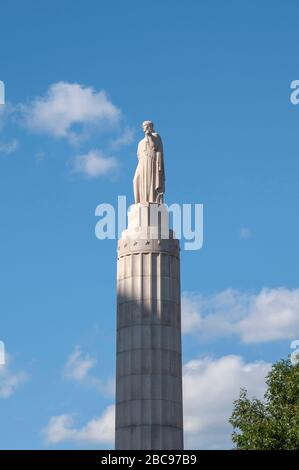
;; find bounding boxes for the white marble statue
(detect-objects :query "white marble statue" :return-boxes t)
[133,121,165,204]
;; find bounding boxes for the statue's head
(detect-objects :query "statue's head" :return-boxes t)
[142,120,154,135]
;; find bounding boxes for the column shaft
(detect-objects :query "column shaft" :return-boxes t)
[115,237,184,450]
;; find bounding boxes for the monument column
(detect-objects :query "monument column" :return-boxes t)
[115,203,184,449]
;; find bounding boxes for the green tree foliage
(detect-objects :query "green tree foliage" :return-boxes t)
[229,359,299,449]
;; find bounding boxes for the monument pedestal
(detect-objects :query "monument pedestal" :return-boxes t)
[115,203,184,450]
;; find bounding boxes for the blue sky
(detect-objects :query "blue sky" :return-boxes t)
[0,0,299,449]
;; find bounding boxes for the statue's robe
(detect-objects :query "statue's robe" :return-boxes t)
[133,132,165,203]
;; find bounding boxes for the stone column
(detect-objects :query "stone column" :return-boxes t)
[115,203,184,450]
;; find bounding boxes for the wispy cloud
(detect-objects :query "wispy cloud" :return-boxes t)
[71,149,118,178]
[0,356,28,399]
[183,355,270,449]
[43,405,115,445]
[182,287,299,342]
[63,347,115,397]
[109,127,135,149]
[0,102,16,132]
[0,138,19,155]
[63,348,95,382]
[20,82,121,143]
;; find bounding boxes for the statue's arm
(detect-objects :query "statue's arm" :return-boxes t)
[155,134,165,199]
[155,135,164,173]
[155,134,163,155]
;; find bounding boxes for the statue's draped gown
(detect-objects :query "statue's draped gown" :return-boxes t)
[133,133,165,203]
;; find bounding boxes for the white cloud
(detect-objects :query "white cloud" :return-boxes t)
[43,404,115,445]
[181,295,202,333]
[0,139,19,155]
[21,82,121,142]
[183,355,270,449]
[71,149,118,178]
[182,289,250,337]
[182,287,299,343]
[63,348,115,397]
[237,288,299,342]
[0,357,28,398]
[63,348,95,382]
